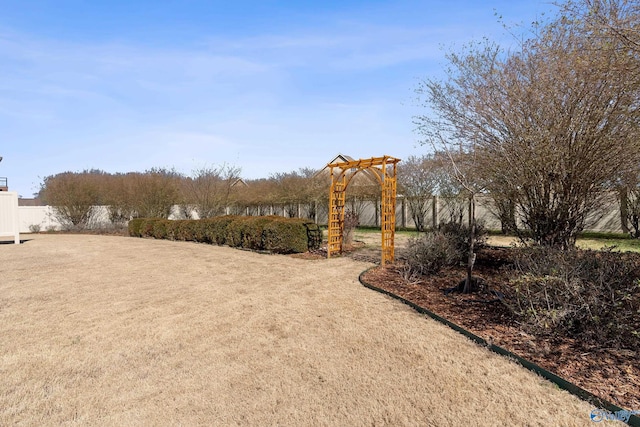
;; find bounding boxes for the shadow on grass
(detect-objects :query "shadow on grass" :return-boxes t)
[0,239,31,245]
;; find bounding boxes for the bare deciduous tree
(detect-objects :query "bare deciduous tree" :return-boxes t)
[415,2,640,248]
[397,155,439,231]
[40,170,105,230]
[270,171,308,218]
[129,168,182,219]
[183,163,241,219]
[435,150,486,293]
[562,0,640,53]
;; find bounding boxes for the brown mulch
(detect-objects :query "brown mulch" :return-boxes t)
[359,247,640,411]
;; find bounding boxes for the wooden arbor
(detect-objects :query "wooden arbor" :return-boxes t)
[326,155,400,265]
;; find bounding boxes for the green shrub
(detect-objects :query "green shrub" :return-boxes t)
[243,216,275,250]
[225,217,250,248]
[152,219,169,239]
[162,219,210,242]
[199,218,215,244]
[509,247,640,351]
[304,221,322,250]
[130,215,317,254]
[128,218,145,237]
[140,218,162,237]
[263,218,309,254]
[164,220,180,240]
[188,220,207,242]
[204,216,237,245]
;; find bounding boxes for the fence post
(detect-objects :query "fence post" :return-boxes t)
[313,201,318,224]
[432,195,439,230]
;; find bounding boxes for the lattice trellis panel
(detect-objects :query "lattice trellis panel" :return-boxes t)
[326,155,400,266]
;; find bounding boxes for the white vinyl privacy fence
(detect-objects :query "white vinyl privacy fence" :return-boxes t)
[0,192,20,244]
[15,196,627,234]
[18,206,61,233]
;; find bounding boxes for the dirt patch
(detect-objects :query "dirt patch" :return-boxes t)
[0,234,617,426]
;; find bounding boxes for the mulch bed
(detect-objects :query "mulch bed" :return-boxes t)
[359,247,640,410]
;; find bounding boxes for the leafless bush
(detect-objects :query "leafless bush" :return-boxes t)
[398,262,422,285]
[405,232,459,275]
[509,247,640,351]
[343,210,360,245]
[438,220,487,262]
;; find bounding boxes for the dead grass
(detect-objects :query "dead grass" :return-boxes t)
[0,234,619,426]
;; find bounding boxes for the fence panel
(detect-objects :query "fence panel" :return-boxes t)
[12,198,627,234]
[18,206,59,232]
[0,192,20,243]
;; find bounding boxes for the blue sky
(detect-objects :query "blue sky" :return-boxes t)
[0,0,554,197]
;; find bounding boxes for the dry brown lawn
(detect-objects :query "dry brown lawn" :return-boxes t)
[0,234,620,426]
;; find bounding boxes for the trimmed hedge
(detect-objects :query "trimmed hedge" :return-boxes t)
[128,215,321,254]
[128,218,145,237]
[264,218,309,254]
[204,215,237,245]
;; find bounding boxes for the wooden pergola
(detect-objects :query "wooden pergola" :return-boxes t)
[326,155,400,266]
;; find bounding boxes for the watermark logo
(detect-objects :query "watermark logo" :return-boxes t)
[591,408,640,423]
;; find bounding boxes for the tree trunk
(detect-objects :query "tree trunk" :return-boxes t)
[463,195,476,294]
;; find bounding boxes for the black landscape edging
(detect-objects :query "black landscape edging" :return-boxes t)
[358,267,640,427]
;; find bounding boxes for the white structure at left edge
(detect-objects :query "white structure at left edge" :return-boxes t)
[0,155,20,244]
[0,191,20,244]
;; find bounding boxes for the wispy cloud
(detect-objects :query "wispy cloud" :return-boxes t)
[204,23,459,71]
[0,1,552,196]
